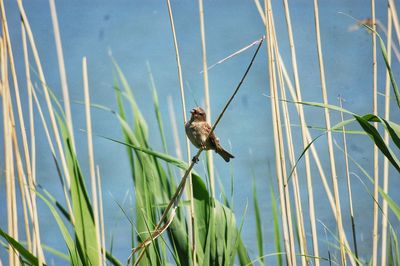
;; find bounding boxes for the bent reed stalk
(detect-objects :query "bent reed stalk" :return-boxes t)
[165,0,197,264]
[129,37,264,266]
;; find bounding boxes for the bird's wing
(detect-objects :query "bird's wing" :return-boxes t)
[204,123,219,149]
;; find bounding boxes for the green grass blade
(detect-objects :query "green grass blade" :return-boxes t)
[41,245,69,261]
[390,227,400,265]
[269,180,282,266]
[55,111,100,266]
[354,115,400,173]
[36,192,80,265]
[236,204,251,266]
[252,177,263,263]
[0,227,40,265]
[376,30,400,109]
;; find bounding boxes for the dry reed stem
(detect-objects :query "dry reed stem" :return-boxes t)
[165,0,196,263]
[388,0,400,46]
[21,21,45,264]
[6,82,35,257]
[97,166,107,266]
[339,97,359,264]
[278,44,357,266]
[0,1,45,262]
[21,21,33,254]
[203,37,264,73]
[8,88,41,261]
[264,1,295,264]
[17,1,77,230]
[13,144,32,252]
[313,1,346,264]
[276,46,309,266]
[83,57,103,266]
[16,0,74,199]
[198,0,215,205]
[380,6,393,266]
[255,1,319,262]
[281,0,320,263]
[370,1,379,265]
[30,83,75,222]
[375,20,400,62]
[49,0,75,150]
[268,3,309,264]
[1,36,19,265]
[1,20,32,255]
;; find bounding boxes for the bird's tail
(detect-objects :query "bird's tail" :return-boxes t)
[216,147,234,162]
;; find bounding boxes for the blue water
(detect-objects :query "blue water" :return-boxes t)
[1,0,399,265]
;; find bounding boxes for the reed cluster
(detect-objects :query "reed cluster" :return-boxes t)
[1,1,400,265]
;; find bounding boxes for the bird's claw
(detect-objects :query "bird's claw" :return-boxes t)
[192,156,199,164]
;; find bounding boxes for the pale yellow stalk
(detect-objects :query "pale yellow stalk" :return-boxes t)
[313,0,346,264]
[97,166,107,266]
[380,6,393,266]
[83,57,103,266]
[371,1,379,265]
[16,0,74,200]
[388,0,400,46]
[31,84,74,223]
[49,0,75,150]
[21,22,45,264]
[13,146,32,252]
[280,44,357,266]
[281,0,320,263]
[1,36,19,265]
[1,1,45,262]
[268,3,308,264]
[265,1,295,264]
[339,97,359,263]
[165,0,196,263]
[198,0,215,202]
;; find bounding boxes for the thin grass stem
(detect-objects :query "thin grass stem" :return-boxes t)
[339,97,359,264]
[96,166,107,266]
[313,1,347,264]
[165,0,196,263]
[49,0,75,150]
[1,37,19,265]
[281,0,320,263]
[268,3,308,264]
[370,1,379,265]
[198,0,215,206]
[380,6,393,266]
[0,1,46,262]
[388,0,400,47]
[21,20,45,264]
[17,0,74,217]
[264,1,295,264]
[83,57,103,266]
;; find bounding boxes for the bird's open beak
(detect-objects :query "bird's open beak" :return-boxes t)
[190,110,194,114]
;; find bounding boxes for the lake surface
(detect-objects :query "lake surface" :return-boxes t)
[1,0,399,265]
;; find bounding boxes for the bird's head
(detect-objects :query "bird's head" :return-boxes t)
[190,107,207,122]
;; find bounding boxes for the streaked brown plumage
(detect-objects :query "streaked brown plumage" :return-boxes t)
[185,107,234,162]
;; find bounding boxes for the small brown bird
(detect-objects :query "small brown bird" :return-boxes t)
[185,107,234,162]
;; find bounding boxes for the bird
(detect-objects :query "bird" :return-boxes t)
[185,107,234,162]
